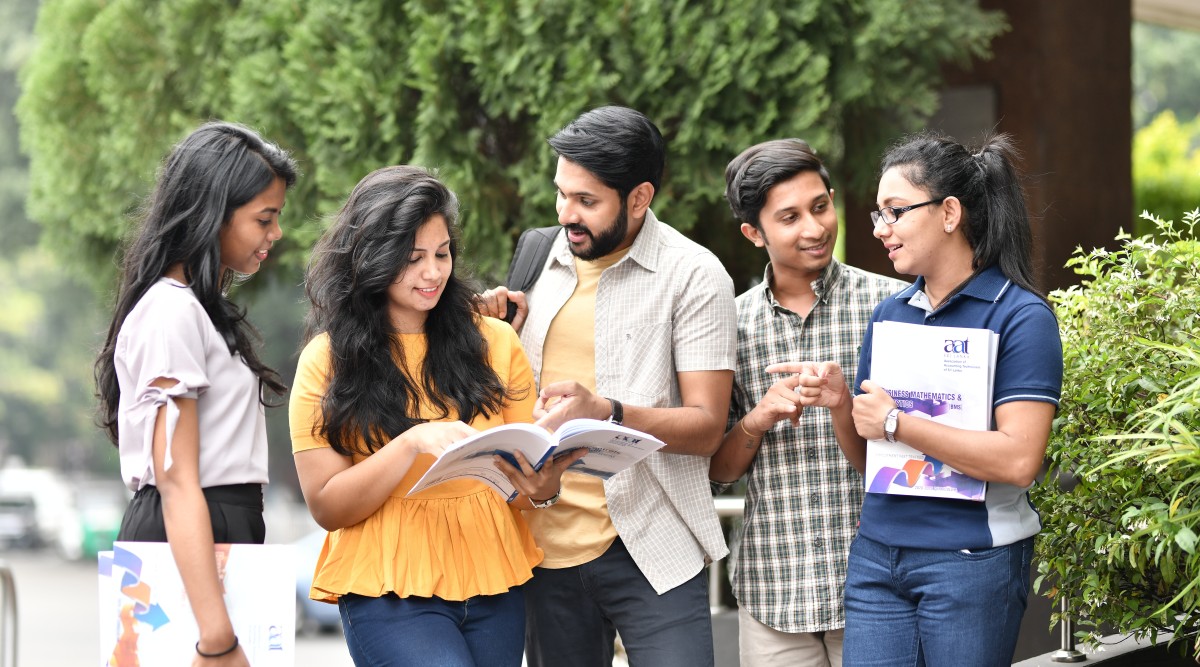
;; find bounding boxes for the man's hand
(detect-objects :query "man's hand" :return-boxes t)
[743,373,804,432]
[768,361,851,411]
[533,381,609,432]
[476,286,528,331]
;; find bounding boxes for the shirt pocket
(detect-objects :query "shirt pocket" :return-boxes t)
[619,323,673,402]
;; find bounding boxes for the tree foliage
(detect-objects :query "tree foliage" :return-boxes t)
[1133,110,1200,235]
[1133,22,1200,130]
[0,0,37,255]
[0,248,111,469]
[1034,210,1200,653]
[17,0,1005,288]
[0,0,114,471]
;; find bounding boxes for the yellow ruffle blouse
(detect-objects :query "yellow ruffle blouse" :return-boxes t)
[289,317,541,603]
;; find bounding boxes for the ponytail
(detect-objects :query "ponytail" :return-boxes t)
[880,131,1043,301]
[972,137,1037,298]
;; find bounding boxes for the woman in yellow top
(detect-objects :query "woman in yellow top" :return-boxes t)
[289,166,582,666]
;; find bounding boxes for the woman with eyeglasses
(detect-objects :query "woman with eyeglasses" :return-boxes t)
[779,132,1063,665]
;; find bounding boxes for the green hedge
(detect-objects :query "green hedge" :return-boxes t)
[16,0,1004,287]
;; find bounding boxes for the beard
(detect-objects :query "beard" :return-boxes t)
[565,205,629,261]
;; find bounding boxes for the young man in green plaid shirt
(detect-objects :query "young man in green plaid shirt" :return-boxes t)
[711,139,906,667]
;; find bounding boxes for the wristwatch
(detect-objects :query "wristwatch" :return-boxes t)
[884,408,901,443]
[529,491,560,509]
[607,398,624,426]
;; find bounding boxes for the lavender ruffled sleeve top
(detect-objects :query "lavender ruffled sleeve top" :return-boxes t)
[114,277,268,492]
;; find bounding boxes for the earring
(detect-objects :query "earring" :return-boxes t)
[945,226,953,233]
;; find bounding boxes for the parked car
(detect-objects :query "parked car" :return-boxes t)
[293,529,342,635]
[56,479,130,561]
[0,495,40,549]
[0,465,73,547]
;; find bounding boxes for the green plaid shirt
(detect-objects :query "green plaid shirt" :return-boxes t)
[727,259,906,633]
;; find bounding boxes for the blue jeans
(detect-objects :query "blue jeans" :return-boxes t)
[843,534,1033,667]
[524,537,714,667]
[338,588,525,667]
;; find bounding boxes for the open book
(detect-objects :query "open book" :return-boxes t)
[406,418,666,502]
[864,321,998,502]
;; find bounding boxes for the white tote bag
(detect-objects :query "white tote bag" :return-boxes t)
[98,542,295,666]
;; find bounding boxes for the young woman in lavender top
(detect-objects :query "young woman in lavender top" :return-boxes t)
[96,121,297,666]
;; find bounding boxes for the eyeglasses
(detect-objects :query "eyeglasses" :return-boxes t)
[870,198,947,226]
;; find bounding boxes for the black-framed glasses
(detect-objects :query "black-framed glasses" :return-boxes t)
[870,197,947,226]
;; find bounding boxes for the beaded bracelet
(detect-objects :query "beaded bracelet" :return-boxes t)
[196,635,239,658]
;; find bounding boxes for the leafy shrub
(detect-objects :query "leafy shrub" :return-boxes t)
[1035,209,1200,652]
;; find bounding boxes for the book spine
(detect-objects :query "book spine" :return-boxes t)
[533,445,557,471]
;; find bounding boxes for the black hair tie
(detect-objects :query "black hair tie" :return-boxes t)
[195,635,239,658]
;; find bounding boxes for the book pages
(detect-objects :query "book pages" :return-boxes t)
[407,418,666,499]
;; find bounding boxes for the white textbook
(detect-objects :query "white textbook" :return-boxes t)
[407,418,666,501]
[864,321,998,502]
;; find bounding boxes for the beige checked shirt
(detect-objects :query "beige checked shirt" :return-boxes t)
[520,209,737,594]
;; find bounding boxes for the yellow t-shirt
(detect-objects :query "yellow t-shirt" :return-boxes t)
[524,250,627,567]
[289,317,540,602]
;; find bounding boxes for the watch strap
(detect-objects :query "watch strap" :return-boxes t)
[529,490,560,509]
[607,398,624,426]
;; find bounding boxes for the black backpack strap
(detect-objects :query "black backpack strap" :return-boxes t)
[502,225,561,323]
[505,225,561,291]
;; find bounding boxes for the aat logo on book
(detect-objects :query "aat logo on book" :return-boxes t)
[944,338,971,355]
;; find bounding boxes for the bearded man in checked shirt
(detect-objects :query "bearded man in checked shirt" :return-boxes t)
[710,139,906,667]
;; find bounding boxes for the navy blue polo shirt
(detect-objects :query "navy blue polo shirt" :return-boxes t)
[853,264,1063,550]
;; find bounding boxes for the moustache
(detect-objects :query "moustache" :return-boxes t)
[564,224,592,238]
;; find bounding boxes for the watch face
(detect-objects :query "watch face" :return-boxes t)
[885,410,898,441]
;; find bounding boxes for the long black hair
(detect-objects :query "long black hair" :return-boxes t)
[302,166,520,457]
[880,131,1043,300]
[96,121,298,444]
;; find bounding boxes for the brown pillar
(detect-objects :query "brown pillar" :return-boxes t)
[844,0,1133,294]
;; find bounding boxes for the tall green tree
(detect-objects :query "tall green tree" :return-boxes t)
[0,0,114,471]
[1134,23,1200,130]
[1130,24,1200,237]
[18,0,1005,290]
[0,249,111,470]
[1133,110,1200,233]
[0,0,37,254]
